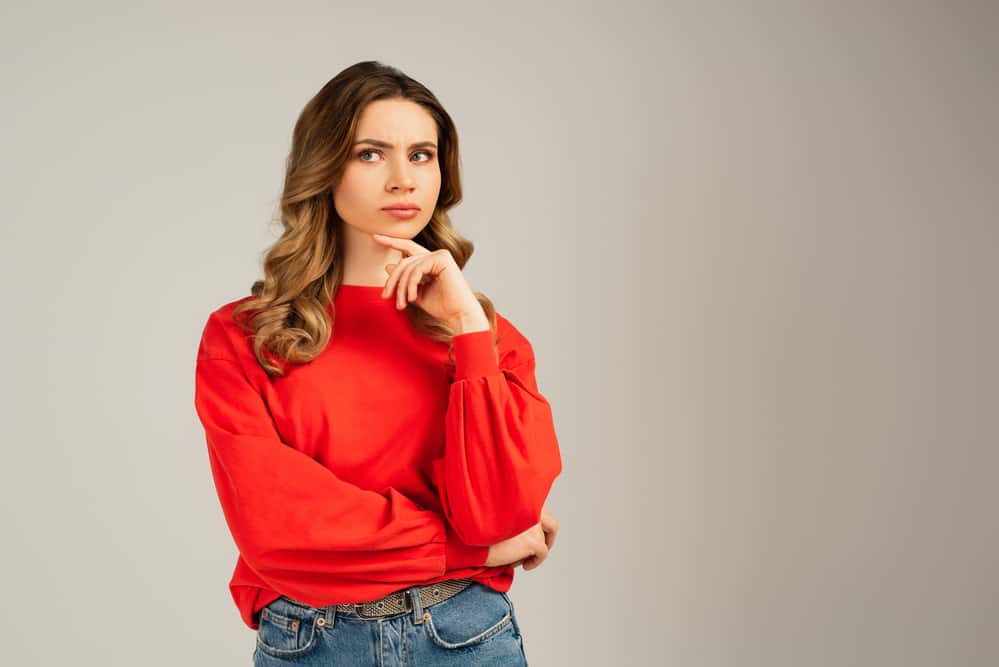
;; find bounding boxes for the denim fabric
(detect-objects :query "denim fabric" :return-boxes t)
[252,581,528,666]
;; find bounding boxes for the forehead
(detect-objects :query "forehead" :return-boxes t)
[355,98,437,141]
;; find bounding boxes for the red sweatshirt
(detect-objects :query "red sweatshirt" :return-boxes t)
[193,284,563,630]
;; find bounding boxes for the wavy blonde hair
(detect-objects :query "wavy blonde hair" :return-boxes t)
[231,61,500,378]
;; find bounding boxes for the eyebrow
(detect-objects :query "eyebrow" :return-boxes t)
[352,138,437,150]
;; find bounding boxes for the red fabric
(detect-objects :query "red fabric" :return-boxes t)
[193,284,562,630]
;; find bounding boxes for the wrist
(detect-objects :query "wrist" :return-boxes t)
[449,304,489,334]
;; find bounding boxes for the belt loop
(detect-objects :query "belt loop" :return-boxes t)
[408,586,425,625]
[322,603,336,628]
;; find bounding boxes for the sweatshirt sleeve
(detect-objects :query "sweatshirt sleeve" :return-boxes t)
[194,312,487,603]
[430,312,563,546]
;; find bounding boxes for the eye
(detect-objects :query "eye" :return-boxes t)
[357,149,436,163]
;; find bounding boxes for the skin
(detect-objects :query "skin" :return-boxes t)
[333,98,559,570]
[488,507,559,571]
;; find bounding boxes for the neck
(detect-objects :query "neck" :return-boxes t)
[339,223,403,286]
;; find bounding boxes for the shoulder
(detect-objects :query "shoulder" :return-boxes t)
[197,295,257,361]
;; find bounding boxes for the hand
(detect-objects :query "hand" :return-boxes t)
[484,506,559,571]
[520,505,559,571]
[372,233,483,326]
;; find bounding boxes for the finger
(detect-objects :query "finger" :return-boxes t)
[381,264,399,298]
[402,257,430,308]
[395,257,424,309]
[545,517,558,549]
[372,233,430,257]
[524,548,548,571]
[540,516,558,544]
[382,255,416,300]
[408,264,429,303]
[381,264,399,295]
[544,527,557,551]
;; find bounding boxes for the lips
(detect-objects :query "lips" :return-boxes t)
[381,204,421,211]
[382,208,420,219]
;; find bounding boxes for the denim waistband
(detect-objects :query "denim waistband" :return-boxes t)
[281,578,474,627]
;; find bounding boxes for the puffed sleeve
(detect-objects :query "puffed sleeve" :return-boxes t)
[194,311,487,604]
[430,312,563,546]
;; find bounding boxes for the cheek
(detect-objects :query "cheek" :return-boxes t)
[419,166,442,197]
[333,170,372,211]
[421,169,441,186]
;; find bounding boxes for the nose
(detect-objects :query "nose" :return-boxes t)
[386,160,416,192]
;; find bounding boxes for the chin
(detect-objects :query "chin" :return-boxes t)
[390,221,430,237]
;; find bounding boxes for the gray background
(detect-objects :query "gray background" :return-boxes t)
[2,1,997,665]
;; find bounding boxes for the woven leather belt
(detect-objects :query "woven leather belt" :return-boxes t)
[285,578,474,619]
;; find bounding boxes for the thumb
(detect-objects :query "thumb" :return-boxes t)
[385,263,397,273]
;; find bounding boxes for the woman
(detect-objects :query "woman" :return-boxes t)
[193,60,562,666]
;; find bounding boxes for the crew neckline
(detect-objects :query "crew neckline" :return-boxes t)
[334,283,393,303]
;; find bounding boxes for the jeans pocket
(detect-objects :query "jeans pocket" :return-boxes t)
[255,597,322,659]
[421,582,515,650]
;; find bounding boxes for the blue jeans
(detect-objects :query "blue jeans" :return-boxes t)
[252,581,529,666]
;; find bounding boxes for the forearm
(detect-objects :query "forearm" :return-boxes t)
[448,303,490,335]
